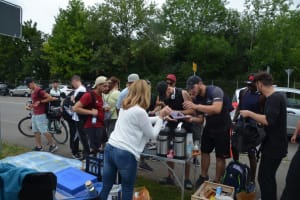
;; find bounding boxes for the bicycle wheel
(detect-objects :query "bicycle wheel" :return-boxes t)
[18,117,35,137]
[51,119,69,144]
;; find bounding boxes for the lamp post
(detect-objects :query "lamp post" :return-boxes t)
[285,68,294,88]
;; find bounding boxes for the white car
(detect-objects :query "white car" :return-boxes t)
[232,86,300,136]
[58,85,73,98]
[9,85,31,97]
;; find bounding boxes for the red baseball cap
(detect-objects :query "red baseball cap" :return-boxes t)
[166,74,176,82]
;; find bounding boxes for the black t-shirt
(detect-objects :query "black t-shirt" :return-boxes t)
[195,85,231,132]
[262,92,288,159]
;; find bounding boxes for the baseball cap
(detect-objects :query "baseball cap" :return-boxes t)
[166,74,176,82]
[24,77,33,86]
[156,81,168,101]
[127,73,140,83]
[245,74,255,84]
[186,75,202,90]
[92,76,107,88]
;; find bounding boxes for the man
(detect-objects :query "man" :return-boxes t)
[73,76,109,154]
[24,77,58,152]
[156,80,196,189]
[232,74,265,192]
[240,72,288,200]
[70,75,90,158]
[166,74,176,87]
[49,80,61,107]
[183,75,232,188]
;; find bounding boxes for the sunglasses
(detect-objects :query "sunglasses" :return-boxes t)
[166,81,174,85]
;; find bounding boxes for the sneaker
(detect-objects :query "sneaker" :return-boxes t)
[72,153,82,160]
[32,146,43,151]
[159,176,175,185]
[184,179,193,190]
[195,175,209,189]
[247,181,256,192]
[49,144,58,153]
[139,161,153,171]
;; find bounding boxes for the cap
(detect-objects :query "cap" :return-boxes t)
[186,75,202,90]
[127,73,140,83]
[24,77,33,86]
[166,74,176,82]
[156,81,168,101]
[245,74,255,84]
[92,76,107,88]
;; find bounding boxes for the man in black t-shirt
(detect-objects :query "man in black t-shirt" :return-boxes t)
[240,72,288,200]
[183,76,232,188]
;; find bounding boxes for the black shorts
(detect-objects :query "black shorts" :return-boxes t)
[201,128,231,159]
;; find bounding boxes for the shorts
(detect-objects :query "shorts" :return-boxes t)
[201,128,231,159]
[32,114,49,134]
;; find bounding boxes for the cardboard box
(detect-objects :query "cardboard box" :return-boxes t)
[191,181,234,200]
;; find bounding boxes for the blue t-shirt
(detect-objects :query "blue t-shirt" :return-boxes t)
[116,87,129,109]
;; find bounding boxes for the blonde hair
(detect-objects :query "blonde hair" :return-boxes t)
[122,80,151,110]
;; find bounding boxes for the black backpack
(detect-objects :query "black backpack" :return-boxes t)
[221,160,250,194]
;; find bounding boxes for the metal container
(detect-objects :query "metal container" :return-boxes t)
[173,122,186,159]
[156,126,170,157]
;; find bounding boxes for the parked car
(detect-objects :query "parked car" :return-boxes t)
[9,85,31,97]
[232,86,300,136]
[58,85,73,98]
[0,83,9,96]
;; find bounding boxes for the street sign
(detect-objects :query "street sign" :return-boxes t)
[285,68,294,88]
[192,62,197,73]
[0,0,22,38]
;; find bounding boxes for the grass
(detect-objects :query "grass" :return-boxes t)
[0,143,194,200]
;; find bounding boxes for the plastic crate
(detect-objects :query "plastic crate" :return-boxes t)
[191,181,234,200]
[55,167,98,195]
[85,153,103,181]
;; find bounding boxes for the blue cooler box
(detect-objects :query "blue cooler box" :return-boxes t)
[55,167,98,195]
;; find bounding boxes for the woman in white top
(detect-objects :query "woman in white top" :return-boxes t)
[100,80,171,200]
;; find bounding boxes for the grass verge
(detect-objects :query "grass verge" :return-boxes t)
[0,143,29,159]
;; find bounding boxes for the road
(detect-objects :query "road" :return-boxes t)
[0,96,298,199]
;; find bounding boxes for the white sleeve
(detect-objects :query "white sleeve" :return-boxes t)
[138,111,163,139]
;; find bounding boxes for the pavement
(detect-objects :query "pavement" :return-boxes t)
[0,96,298,200]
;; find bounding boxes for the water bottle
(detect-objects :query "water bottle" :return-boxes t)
[215,186,222,200]
[85,180,98,197]
[186,133,193,158]
[92,116,97,124]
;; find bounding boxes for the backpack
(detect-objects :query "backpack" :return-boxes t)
[77,91,97,126]
[221,160,250,194]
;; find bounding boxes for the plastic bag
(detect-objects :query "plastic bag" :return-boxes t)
[132,187,151,200]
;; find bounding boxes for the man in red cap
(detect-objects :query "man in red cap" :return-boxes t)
[166,74,176,87]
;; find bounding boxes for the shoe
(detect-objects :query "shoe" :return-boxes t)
[159,176,174,185]
[139,161,153,171]
[49,144,58,153]
[247,181,256,192]
[184,179,193,190]
[72,153,82,160]
[195,175,209,189]
[32,146,43,151]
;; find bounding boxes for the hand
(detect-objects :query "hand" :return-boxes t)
[239,110,251,118]
[164,115,177,122]
[91,109,98,116]
[184,115,193,123]
[160,106,172,117]
[52,97,58,101]
[183,101,196,110]
[103,106,110,112]
[291,134,298,143]
[32,101,40,107]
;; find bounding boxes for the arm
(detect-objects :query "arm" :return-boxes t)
[73,93,97,116]
[180,90,194,115]
[291,119,300,143]
[239,110,268,125]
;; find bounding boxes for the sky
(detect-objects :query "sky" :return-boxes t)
[5,0,300,34]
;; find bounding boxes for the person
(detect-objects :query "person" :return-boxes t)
[166,74,176,87]
[183,75,232,188]
[73,76,109,154]
[281,119,300,200]
[103,76,120,137]
[70,75,90,158]
[100,80,172,200]
[239,72,288,200]
[232,74,265,192]
[49,80,61,107]
[116,73,140,112]
[24,77,58,152]
[156,80,196,189]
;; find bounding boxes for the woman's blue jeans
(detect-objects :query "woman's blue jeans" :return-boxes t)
[100,144,137,200]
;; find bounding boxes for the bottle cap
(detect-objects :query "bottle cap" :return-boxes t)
[85,180,92,187]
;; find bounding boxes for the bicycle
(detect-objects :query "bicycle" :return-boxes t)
[18,106,69,144]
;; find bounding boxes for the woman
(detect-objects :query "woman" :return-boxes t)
[100,80,171,200]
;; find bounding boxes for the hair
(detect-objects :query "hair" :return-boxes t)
[122,80,151,110]
[109,76,120,87]
[71,75,81,82]
[253,72,273,86]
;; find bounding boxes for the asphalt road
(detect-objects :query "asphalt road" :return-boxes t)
[0,96,298,199]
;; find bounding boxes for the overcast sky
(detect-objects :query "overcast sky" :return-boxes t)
[6,0,300,34]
